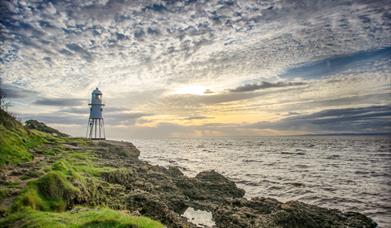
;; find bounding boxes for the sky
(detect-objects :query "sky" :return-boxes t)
[0,0,390,139]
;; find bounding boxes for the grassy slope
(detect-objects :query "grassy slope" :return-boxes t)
[0,108,163,227]
[0,109,44,166]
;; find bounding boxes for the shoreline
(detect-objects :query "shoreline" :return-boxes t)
[0,115,379,227]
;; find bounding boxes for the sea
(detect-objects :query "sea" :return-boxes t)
[132,136,391,227]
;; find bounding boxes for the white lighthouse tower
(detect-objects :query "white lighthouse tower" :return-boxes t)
[86,88,105,140]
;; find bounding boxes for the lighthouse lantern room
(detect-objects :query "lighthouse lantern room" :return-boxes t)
[86,88,105,140]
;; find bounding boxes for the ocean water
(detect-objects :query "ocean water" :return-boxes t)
[132,136,391,227]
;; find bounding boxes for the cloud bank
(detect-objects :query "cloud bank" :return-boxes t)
[0,0,390,137]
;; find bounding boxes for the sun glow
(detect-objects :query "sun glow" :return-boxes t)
[174,85,206,95]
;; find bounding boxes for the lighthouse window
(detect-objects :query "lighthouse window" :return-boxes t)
[96,94,101,100]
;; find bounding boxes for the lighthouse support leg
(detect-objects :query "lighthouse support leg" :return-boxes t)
[86,120,90,138]
[89,119,92,139]
[99,119,102,139]
[86,118,105,140]
[102,119,105,139]
[94,119,97,139]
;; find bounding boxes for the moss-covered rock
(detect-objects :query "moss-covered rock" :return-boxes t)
[25,120,68,137]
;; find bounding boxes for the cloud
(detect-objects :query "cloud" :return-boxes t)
[143,3,167,13]
[280,93,391,112]
[105,112,150,120]
[2,0,390,98]
[281,47,391,79]
[17,113,86,125]
[1,83,38,99]
[247,105,391,134]
[160,86,302,108]
[60,106,131,114]
[230,81,306,92]
[183,115,214,120]
[64,43,93,61]
[1,0,390,137]
[55,106,151,126]
[204,89,214,94]
[59,107,89,114]
[34,98,85,106]
[17,110,151,127]
[105,111,151,125]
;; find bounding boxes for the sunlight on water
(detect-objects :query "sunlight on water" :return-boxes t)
[182,207,215,227]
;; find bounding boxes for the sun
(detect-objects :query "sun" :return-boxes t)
[174,85,206,95]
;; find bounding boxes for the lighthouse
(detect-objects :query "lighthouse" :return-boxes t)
[86,88,105,140]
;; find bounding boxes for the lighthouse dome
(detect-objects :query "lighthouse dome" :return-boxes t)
[92,87,102,95]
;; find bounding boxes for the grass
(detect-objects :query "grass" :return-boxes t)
[0,109,49,166]
[64,152,116,177]
[0,108,78,166]
[0,124,34,166]
[11,152,121,213]
[7,157,163,227]
[0,188,7,201]
[0,207,164,228]
[12,158,90,212]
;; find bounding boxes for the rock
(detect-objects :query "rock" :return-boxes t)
[193,170,245,200]
[63,144,82,150]
[93,140,140,161]
[213,197,378,228]
[166,166,184,177]
[127,190,196,228]
[102,164,247,226]
[25,120,68,137]
[102,155,376,228]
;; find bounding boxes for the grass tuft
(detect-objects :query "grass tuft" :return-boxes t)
[12,171,79,212]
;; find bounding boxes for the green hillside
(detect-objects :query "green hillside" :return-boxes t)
[0,109,45,166]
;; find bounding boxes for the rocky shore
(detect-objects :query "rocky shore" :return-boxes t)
[79,140,378,228]
[0,111,378,227]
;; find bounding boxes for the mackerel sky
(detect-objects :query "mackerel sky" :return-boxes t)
[1,0,390,138]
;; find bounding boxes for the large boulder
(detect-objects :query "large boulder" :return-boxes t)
[93,140,140,162]
[193,170,245,200]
